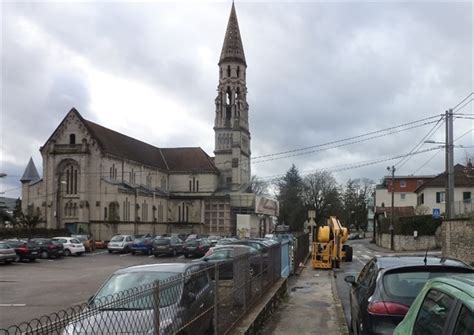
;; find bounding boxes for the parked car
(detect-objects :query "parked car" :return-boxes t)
[5,239,40,262]
[186,234,204,241]
[94,240,109,249]
[107,235,134,253]
[216,237,239,246]
[207,235,222,246]
[394,274,474,335]
[183,238,211,258]
[52,237,86,256]
[153,236,183,257]
[131,236,155,255]
[196,244,263,279]
[225,239,271,254]
[348,232,360,240]
[71,234,96,252]
[0,241,18,264]
[31,238,64,259]
[63,263,214,335]
[344,256,473,335]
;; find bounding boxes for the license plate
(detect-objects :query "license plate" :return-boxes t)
[188,247,196,250]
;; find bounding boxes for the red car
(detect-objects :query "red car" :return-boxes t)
[6,239,40,262]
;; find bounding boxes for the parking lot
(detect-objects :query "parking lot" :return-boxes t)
[0,250,192,329]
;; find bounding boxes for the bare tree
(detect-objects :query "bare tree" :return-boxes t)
[301,171,343,225]
[249,175,270,196]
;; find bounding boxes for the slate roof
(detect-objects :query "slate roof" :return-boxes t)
[219,3,246,66]
[20,157,40,183]
[415,164,474,192]
[83,119,168,170]
[43,108,219,174]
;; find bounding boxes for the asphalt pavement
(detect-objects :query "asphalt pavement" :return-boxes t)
[0,250,192,329]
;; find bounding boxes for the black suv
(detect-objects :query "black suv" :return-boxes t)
[153,236,183,257]
[183,238,211,258]
[31,238,64,259]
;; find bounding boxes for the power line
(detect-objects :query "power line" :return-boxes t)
[252,114,441,161]
[411,128,474,175]
[252,119,440,165]
[452,92,473,110]
[394,115,445,171]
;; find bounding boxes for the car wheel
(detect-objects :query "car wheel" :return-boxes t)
[41,251,49,259]
[131,251,136,255]
[154,253,159,258]
[124,247,130,253]
[108,250,112,253]
[14,255,20,263]
[64,249,71,257]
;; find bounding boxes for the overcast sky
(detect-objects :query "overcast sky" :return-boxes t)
[1,0,473,198]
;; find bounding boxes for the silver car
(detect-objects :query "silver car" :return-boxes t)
[107,234,134,253]
[63,263,214,335]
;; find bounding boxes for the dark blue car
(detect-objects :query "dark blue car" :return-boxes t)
[131,235,155,255]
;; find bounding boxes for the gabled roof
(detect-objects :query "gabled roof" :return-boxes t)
[415,164,474,193]
[20,157,40,183]
[83,119,168,170]
[160,148,219,173]
[41,108,219,174]
[219,3,246,66]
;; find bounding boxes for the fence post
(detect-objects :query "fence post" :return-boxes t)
[153,281,160,335]
[214,263,219,335]
[260,250,264,294]
[243,255,248,312]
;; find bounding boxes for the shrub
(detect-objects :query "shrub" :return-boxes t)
[379,215,441,236]
[0,228,70,239]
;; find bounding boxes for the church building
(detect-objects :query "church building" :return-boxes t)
[20,4,278,239]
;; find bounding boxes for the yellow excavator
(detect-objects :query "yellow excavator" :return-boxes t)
[311,216,353,269]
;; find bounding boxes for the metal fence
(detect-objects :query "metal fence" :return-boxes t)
[0,244,282,335]
[292,232,310,274]
[454,199,473,218]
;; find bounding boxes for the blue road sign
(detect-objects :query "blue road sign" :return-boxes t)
[432,208,441,219]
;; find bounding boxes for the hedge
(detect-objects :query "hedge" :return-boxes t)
[0,228,70,239]
[379,215,441,236]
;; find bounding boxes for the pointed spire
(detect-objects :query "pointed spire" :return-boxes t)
[219,2,246,66]
[20,157,40,183]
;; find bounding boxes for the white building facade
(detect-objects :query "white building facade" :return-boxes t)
[20,4,278,239]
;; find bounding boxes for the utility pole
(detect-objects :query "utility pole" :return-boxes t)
[445,109,455,219]
[387,165,396,250]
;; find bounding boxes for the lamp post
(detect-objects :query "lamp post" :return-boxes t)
[387,166,395,250]
[308,209,316,248]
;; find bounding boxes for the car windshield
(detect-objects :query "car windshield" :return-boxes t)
[383,269,473,300]
[111,236,124,242]
[185,240,199,246]
[70,239,81,244]
[154,239,170,245]
[93,272,181,309]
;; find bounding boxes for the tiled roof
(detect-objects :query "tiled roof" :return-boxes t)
[83,119,168,170]
[415,164,474,192]
[160,148,219,173]
[45,108,219,174]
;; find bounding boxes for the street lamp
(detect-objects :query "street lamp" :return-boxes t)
[387,166,395,250]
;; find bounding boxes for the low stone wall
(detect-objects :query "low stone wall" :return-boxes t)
[442,219,474,264]
[376,233,439,251]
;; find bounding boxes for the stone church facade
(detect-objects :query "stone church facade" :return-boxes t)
[20,4,277,239]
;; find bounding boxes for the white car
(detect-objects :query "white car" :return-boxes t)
[107,235,134,253]
[52,237,86,256]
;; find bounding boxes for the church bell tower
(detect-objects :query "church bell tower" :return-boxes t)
[214,3,251,190]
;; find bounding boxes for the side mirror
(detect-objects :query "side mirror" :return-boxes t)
[87,295,95,307]
[344,275,356,285]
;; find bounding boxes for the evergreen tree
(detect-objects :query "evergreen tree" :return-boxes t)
[277,165,306,231]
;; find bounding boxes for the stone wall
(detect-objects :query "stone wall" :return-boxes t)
[376,232,440,251]
[442,219,474,264]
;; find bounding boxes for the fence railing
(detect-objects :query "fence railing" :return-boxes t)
[0,244,282,335]
[454,199,473,218]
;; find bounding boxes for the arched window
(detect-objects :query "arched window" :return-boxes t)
[64,164,79,195]
[69,134,76,145]
[226,87,231,105]
[237,66,240,78]
[227,65,231,77]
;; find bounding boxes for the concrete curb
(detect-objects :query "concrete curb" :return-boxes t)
[331,270,350,335]
[229,277,288,335]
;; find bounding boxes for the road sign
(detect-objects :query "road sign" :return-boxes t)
[432,208,441,219]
